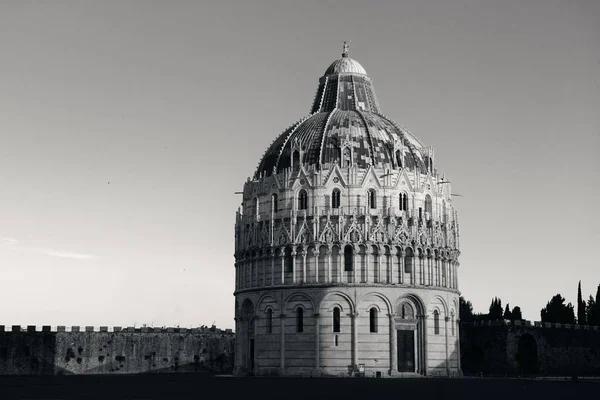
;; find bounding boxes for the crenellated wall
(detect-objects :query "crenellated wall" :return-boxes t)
[460,320,600,376]
[0,326,234,376]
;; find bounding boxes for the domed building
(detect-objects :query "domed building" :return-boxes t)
[233,44,462,378]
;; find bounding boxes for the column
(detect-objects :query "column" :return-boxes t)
[280,254,285,285]
[456,318,462,373]
[455,263,459,290]
[314,248,319,283]
[399,250,404,284]
[302,250,307,283]
[291,249,297,284]
[365,247,370,283]
[422,315,428,376]
[444,316,450,376]
[353,247,358,284]
[340,249,345,283]
[314,313,321,372]
[279,314,286,375]
[254,258,258,287]
[327,248,332,283]
[351,312,359,368]
[428,256,433,286]
[234,317,241,374]
[389,313,397,375]
[271,254,275,286]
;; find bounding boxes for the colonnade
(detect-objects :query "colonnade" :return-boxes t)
[235,247,459,292]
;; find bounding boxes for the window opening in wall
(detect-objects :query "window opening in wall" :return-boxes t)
[425,195,432,215]
[334,334,339,346]
[253,197,259,217]
[395,150,403,168]
[399,193,408,211]
[332,189,341,209]
[272,193,278,213]
[333,307,341,333]
[296,308,304,333]
[298,190,308,210]
[344,245,354,271]
[292,150,300,170]
[418,207,422,220]
[267,309,273,334]
[434,310,440,334]
[369,189,377,209]
[343,147,351,167]
[284,248,293,272]
[369,308,378,333]
[451,315,455,336]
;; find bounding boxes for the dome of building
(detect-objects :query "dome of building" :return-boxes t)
[234,44,462,379]
[324,55,367,75]
[254,47,429,179]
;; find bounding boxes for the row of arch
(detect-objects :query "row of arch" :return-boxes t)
[237,290,456,324]
[235,243,459,291]
[253,191,443,215]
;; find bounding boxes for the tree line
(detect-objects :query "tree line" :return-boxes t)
[459,282,600,326]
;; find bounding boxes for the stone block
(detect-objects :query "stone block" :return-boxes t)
[57,326,66,332]
[85,326,94,332]
[100,326,108,332]
[11,325,21,332]
[71,326,80,332]
[27,325,36,332]
[0,325,4,332]
[42,325,51,332]
[113,326,122,332]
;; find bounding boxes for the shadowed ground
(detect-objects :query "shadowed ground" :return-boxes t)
[0,373,598,399]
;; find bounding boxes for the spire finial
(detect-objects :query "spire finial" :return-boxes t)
[342,41,350,57]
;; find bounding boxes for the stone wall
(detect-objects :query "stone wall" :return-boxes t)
[461,320,600,376]
[0,325,234,376]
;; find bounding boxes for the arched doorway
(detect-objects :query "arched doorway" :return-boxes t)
[516,334,538,375]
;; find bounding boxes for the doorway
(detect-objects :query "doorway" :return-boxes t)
[397,330,415,372]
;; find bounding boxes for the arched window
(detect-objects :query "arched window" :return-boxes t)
[343,147,351,167]
[369,308,378,333]
[429,158,433,173]
[451,314,455,336]
[369,189,377,209]
[404,248,413,274]
[425,195,432,215]
[418,207,423,220]
[298,190,308,210]
[399,193,408,211]
[433,310,440,334]
[271,193,278,213]
[292,150,300,170]
[344,245,354,271]
[284,248,293,272]
[333,307,341,333]
[331,189,341,209]
[296,308,304,333]
[395,150,403,168]
[266,309,273,334]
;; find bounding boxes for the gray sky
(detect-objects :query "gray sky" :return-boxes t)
[1,0,599,329]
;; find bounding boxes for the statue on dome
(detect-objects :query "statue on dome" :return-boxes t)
[342,41,350,56]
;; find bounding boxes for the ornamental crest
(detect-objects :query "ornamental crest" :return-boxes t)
[344,220,363,242]
[276,225,292,246]
[260,224,270,247]
[370,219,388,243]
[319,221,338,243]
[296,220,313,244]
[393,225,410,244]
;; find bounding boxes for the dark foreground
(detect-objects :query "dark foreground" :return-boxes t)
[0,373,598,400]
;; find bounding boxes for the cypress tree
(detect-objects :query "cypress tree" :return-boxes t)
[577,281,587,325]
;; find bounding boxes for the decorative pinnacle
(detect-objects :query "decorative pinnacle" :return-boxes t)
[342,40,350,57]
